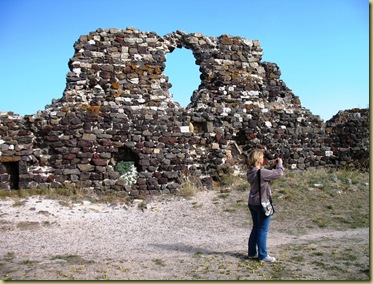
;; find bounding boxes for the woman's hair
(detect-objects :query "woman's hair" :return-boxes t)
[247,149,264,167]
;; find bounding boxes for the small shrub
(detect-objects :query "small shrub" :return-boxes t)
[178,176,201,197]
[115,161,139,186]
[216,164,236,186]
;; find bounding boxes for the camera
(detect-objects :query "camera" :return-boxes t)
[263,151,280,168]
[264,150,275,160]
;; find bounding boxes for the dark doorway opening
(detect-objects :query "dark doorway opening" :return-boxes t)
[115,147,141,171]
[2,162,19,190]
[113,147,141,186]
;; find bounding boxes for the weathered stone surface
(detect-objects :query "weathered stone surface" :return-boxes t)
[0,27,369,194]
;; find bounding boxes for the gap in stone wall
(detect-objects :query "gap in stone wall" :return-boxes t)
[114,147,141,172]
[164,47,201,107]
[2,162,19,190]
[113,147,141,187]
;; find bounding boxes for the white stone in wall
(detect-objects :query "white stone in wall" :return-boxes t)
[242,39,253,47]
[285,109,294,114]
[196,103,208,109]
[240,91,250,98]
[146,37,158,43]
[142,54,153,61]
[264,121,272,128]
[82,134,96,141]
[211,143,219,149]
[180,126,190,133]
[151,83,161,89]
[91,51,105,58]
[93,84,103,91]
[256,66,266,75]
[129,78,139,84]
[325,151,333,157]
[248,91,259,97]
[112,52,120,59]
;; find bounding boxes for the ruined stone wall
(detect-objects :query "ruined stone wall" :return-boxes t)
[325,108,370,169]
[0,27,369,194]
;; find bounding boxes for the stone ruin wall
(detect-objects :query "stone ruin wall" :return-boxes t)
[0,27,369,195]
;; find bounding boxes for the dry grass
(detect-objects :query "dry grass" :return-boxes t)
[0,167,369,280]
[0,187,130,206]
[213,167,370,232]
[179,167,370,281]
[270,168,369,232]
[177,176,202,197]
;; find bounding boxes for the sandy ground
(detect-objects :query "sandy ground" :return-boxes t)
[0,190,369,280]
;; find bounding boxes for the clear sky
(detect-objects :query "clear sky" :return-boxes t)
[0,0,369,121]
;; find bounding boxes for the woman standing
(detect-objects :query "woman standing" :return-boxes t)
[246,149,284,262]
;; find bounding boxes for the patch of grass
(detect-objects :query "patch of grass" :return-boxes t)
[12,200,26,207]
[153,258,166,266]
[177,176,201,197]
[51,254,95,265]
[223,208,236,213]
[16,221,40,230]
[194,251,203,258]
[0,186,130,207]
[19,259,37,266]
[206,167,368,239]
[269,168,369,232]
[4,252,15,260]
[217,193,230,199]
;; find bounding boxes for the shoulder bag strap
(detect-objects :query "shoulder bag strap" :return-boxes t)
[257,169,262,203]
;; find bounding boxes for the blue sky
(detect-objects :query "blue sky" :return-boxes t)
[0,0,369,121]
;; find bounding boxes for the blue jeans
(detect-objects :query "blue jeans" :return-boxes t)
[248,204,271,260]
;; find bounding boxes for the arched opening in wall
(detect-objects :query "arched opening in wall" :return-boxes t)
[164,48,201,107]
[0,162,19,190]
[113,147,140,186]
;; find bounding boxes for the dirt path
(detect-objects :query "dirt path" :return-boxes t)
[0,190,369,280]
